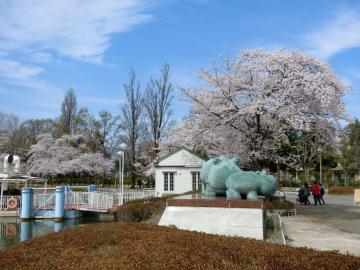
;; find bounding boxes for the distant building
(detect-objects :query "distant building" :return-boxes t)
[154,147,207,197]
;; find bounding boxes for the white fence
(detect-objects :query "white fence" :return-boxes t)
[114,189,156,206]
[0,195,21,211]
[65,192,114,212]
[65,190,156,212]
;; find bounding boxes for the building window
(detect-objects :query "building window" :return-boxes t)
[164,172,174,191]
[164,173,168,191]
[192,172,197,191]
[192,172,201,191]
[170,173,174,191]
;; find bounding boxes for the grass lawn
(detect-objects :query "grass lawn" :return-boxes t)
[0,222,359,270]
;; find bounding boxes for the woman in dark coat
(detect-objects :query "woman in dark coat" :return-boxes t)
[304,183,311,205]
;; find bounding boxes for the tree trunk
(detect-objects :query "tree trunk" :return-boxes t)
[304,165,310,184]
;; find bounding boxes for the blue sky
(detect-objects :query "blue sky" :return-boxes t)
[0,0,360,121]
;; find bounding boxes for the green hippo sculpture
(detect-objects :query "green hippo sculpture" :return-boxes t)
[200,156,241,197]
[200,156,276,199]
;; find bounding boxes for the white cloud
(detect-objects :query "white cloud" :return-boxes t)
[28,52,53,64]
[0,0,153,118]
[0,0,152,63]
[0,59,44,80]
[305,8,360,58]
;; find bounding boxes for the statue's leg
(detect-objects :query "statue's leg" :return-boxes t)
[201,181,206,194]
[246,191,258,200]
[201,182,206,195]
[226,188,241,199]
[203,184,216,197]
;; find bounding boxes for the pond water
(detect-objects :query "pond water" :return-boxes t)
[0,215,113,250]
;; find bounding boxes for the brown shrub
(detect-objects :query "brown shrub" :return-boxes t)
[328,186,354,195]
[117,191,200,223]
[263,196,295,210]
[117,197,167,222]
[0,222,359,270]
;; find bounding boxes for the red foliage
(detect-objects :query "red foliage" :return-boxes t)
[0,222,359,270]
[328,186,354,195]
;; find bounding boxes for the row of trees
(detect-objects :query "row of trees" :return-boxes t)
[1,49,358,185]
[0,64,175,186]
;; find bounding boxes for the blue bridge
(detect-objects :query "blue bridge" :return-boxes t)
[19,185,155,219]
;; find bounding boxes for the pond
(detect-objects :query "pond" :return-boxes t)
[0,215,114,250]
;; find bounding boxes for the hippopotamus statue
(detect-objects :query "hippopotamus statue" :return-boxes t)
[226,171,276,199]
[200,156,241,197]
[200,156,276,199]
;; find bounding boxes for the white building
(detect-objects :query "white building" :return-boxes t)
[154,147,207,197]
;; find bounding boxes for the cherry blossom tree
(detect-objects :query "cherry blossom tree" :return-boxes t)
[27,134,112,178]
[169,49,347,170]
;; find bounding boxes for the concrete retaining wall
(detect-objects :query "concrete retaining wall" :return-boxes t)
[159,206,264,240]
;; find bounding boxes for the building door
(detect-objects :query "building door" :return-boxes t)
[192,172,201,191]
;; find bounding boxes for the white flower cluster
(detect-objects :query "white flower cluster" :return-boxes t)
[27,134,112,178]
[167,49,346,168]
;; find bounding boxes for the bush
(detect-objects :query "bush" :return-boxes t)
[263,196,295,210]
[117,191,200,223]
[328,186,354,195]
[1,222,359,270]
[117,197,168,222]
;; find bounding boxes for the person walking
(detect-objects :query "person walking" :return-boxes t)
[312,181,322,205]
[319,183,325,204]
[303,183,311,205]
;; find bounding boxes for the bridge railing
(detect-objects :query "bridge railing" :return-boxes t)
[65,192,114,211]
[28,188,157,214]
[33,193,56,210]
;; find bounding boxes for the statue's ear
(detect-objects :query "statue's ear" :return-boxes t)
[213,157,221,165]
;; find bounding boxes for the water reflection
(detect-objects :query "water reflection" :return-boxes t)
[0,215,111,250]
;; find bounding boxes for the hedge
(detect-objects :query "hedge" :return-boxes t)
[0,222,359,270]
[328,186,354,195]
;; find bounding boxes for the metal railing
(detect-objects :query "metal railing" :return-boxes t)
[0,195,21,211]
[7,188,157,214]
[65,192,114,212]
[33,193,56,210]
[114,189,156,206]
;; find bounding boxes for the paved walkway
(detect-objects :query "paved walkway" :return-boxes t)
[282,194,360,256]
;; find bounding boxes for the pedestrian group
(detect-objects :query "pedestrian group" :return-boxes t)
[297,181,325,205]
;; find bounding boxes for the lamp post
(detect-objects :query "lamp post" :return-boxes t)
[117,143,127,205]
[317,147,322,184]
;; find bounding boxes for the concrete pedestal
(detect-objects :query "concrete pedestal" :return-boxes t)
[159,194,265,240]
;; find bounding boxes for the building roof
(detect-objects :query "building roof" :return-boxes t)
[330,163,344,171]
[156,146,207,164]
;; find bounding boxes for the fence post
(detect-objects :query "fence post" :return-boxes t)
[55,186,65,219]
[88,184,96,192]
[20,188,33,219]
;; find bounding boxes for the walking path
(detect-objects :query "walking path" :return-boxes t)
[282,194,360,256]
